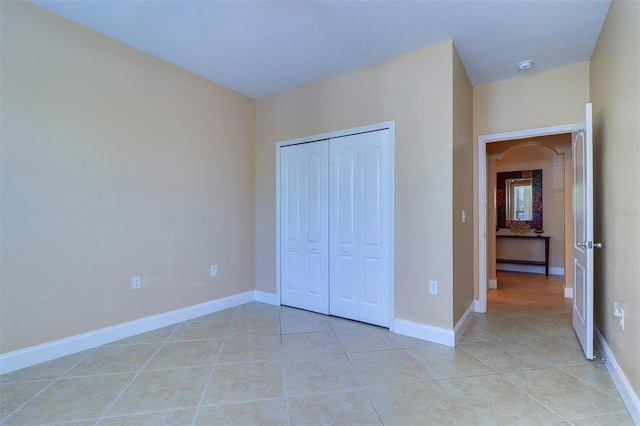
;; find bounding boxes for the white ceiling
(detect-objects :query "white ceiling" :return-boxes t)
[30,0,611,99]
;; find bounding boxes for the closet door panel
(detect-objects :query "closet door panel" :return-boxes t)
[330,136,359,318]
[330,130,390,326]
[280,141,329,314]
[358,130,390,326]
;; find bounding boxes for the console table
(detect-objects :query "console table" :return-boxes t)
[496,235,551,276]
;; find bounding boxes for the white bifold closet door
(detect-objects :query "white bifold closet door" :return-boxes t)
[280,140,330,314]
[280,129,390,327]
[329,131,390,327]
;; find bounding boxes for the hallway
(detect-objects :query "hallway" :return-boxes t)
[458,271,632,423]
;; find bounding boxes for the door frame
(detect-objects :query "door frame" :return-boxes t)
[477,123,576,312]
[275,121,396,330]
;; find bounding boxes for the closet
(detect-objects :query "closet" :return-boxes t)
[279,128,391,327]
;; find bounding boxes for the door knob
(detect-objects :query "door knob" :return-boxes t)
[576,241,588,248]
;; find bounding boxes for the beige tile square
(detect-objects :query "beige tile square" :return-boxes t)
[107,325,177,346]
[232,302,281,319]
[0,351,91,383]
[328,316,377,331]
[347,349,431,386]
[193,308,236,322]
[458,338,552,373]
[3,373,133,425]
[226,316,281,337]
[280,314,332,334]
[503,368,627,419]
[407,343,495,379]
[514,314,580,341]
[0,380,50,420]
[437,374,563,423]
[217,335,282,364]
[334,328,402,353]
[365,381,457,425]
[97,408,196,425]
[65,344,159,377]
[457,321,504,344]
[284,354,361,396]
[387,332,433,349]
[280,306,316,317]
[144,339,222,370]
[281,331,344,358]
[288,390,382,425]
[194,399,287,426]
[511,334,588,367]
[202,360,284,404]
[106,367,211,416]
[561,362,623,401]
[569,410,636,425]
[168,319,230,341]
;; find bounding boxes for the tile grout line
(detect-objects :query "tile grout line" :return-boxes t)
[0,346,95,423]
[498,367,571,422]
[95,324,180,421]
[190,305,237,426]
[280,310,291,426]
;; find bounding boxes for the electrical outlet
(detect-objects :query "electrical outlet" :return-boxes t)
[131,276,142,290]
[428,280,438,295]
[210,265,218,277]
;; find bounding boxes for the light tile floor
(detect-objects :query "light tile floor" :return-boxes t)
[1,272,634,425]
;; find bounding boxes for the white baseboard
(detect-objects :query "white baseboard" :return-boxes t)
[564,287,574,298]
[254,291,279,306]
[594,327,640,424]
[473,299,484,313]
[454,302,475,345]
[497,263,564,276]
[393,318,455,347]
[489,278,497,289]
[0,291,255,375]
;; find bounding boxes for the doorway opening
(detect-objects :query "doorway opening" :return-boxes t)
[477,124,576,313]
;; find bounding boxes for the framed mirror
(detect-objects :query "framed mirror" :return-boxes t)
[496,169,542,229]
[506,178,532,221]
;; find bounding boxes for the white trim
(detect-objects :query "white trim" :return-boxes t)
[254,291,279,306]
[276,121,395,329]
[454,302,475,345]
[489,278,498,290]
[594,327,640,424]
[0,291,254,375]
[564,287,574,298]
[473,300,483,312]
[495,263,564,276]
[478,123,576,314]
[393,319,455,347]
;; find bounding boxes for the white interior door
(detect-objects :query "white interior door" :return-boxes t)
[280,141,329,314]
[329,130,390,327]
[572,103,597,360]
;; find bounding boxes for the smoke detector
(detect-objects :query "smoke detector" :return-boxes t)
[517,60,533,71]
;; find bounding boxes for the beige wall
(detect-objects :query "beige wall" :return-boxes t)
[452,46,475,324]
[474,62,590,137]
[473,62,590,299]
[487,135,573,288]
[590,0,640,398]
[0,2,256,353]
[256,42,459,329]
